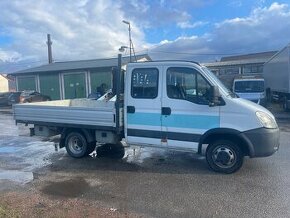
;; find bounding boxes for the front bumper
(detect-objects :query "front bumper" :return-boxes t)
[242,127,280,157]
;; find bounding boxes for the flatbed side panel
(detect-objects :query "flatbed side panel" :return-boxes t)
[15,120,116,131]
[14,104,116,127]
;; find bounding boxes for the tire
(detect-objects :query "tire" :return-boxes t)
[86,142,96,155]
[266,88,272,103]
[65,132,90,158]
[96,142,125,159]
[206,140,244,174]
[282,97,289,112]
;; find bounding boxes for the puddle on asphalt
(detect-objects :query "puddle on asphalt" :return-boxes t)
[0,170,33,184]
[0,146,19,153]
[41,177,90,198]
[125,146,167,164]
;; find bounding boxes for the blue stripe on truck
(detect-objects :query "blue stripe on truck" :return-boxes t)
[127,112,219,129]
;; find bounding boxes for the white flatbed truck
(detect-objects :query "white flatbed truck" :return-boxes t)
[13,55,279,173]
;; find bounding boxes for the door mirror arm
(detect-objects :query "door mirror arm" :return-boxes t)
[209,86,222,107]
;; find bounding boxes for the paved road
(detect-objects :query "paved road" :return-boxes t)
[0,108,290,218]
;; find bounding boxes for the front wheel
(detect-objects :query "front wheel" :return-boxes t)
[206,140,244,174]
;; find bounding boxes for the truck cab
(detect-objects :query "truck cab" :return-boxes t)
[124,61,279,173]
[232,76,266,106]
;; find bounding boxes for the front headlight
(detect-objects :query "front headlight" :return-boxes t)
[256,111,278,129]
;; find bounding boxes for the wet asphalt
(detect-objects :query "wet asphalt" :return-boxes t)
[1,106,290,218]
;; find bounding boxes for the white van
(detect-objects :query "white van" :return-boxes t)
[233,77,266,106]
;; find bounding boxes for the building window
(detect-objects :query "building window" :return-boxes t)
[131,68,159,99]
[242,65,263,74]
[17,76,37,91]
[219,67,239,75]
[90,69,112,96]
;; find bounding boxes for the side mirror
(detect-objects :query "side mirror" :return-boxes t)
[209,86,221,107]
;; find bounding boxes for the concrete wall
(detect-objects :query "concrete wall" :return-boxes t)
[0,75,9,92]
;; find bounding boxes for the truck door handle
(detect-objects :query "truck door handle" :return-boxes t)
[162,107,171,115]
[127,106,135,113]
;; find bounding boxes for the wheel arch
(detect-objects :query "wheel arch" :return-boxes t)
[198,128,255,157]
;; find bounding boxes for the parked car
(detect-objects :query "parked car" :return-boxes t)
[20,91,51,103]
[7,92,22,105]
[0,92,13,106]
[88,92,102,99]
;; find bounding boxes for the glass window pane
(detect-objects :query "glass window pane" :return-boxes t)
[166,67,211,105]
[17,76,36,91]
[39,74,60,100]
[131,68,158,99]
[243,66,251,74]
[90,69,112,96]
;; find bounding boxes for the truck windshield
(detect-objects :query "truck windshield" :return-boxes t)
[234,81,264,93]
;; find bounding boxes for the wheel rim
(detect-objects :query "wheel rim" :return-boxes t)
[68,136,84,155]
[212,146,237,169]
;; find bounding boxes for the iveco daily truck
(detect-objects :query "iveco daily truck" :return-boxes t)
[13,55,279,174]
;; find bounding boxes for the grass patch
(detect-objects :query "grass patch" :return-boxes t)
[0,204,19,218]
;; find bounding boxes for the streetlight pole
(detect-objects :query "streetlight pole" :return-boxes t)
[122,20,136,62]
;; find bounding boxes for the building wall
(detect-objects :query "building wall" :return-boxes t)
[0,75,9,92]
[207,63,264,89]
[16,67,112,100]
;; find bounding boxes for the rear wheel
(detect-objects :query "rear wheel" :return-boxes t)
[282,97,289,112]
[206,140,244,174]
[87,142,96,155]
[65,132,91,158]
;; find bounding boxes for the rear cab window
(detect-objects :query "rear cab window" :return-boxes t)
[131,68,159,99]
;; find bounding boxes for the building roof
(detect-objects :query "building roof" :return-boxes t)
[10,54,151,75]
[203,51,278,68]
[220,51,277,62]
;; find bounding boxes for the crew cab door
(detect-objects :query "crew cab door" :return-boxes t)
[161,66,220,152]
[125,66,162,146]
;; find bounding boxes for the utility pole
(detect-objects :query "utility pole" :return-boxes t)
[47,34,53,64]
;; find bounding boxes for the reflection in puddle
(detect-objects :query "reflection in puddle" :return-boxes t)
[0,170,33,184]
[125,146,167,164]
[0,146,19,153]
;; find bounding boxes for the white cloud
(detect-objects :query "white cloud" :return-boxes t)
[228,1,243,8]
[177,21,208,29]
[0,49,22,62]
[150,2,290,62]
[0,0,147,66]
[1,1,290,72]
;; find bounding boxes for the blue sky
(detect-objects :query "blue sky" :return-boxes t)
[143,0,274,43]
[1,0,290,72]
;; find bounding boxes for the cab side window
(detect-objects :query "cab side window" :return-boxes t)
[131,68,159,99]
[167,67,211,105]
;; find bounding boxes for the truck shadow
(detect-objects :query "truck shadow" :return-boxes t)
[48,146,213,175]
